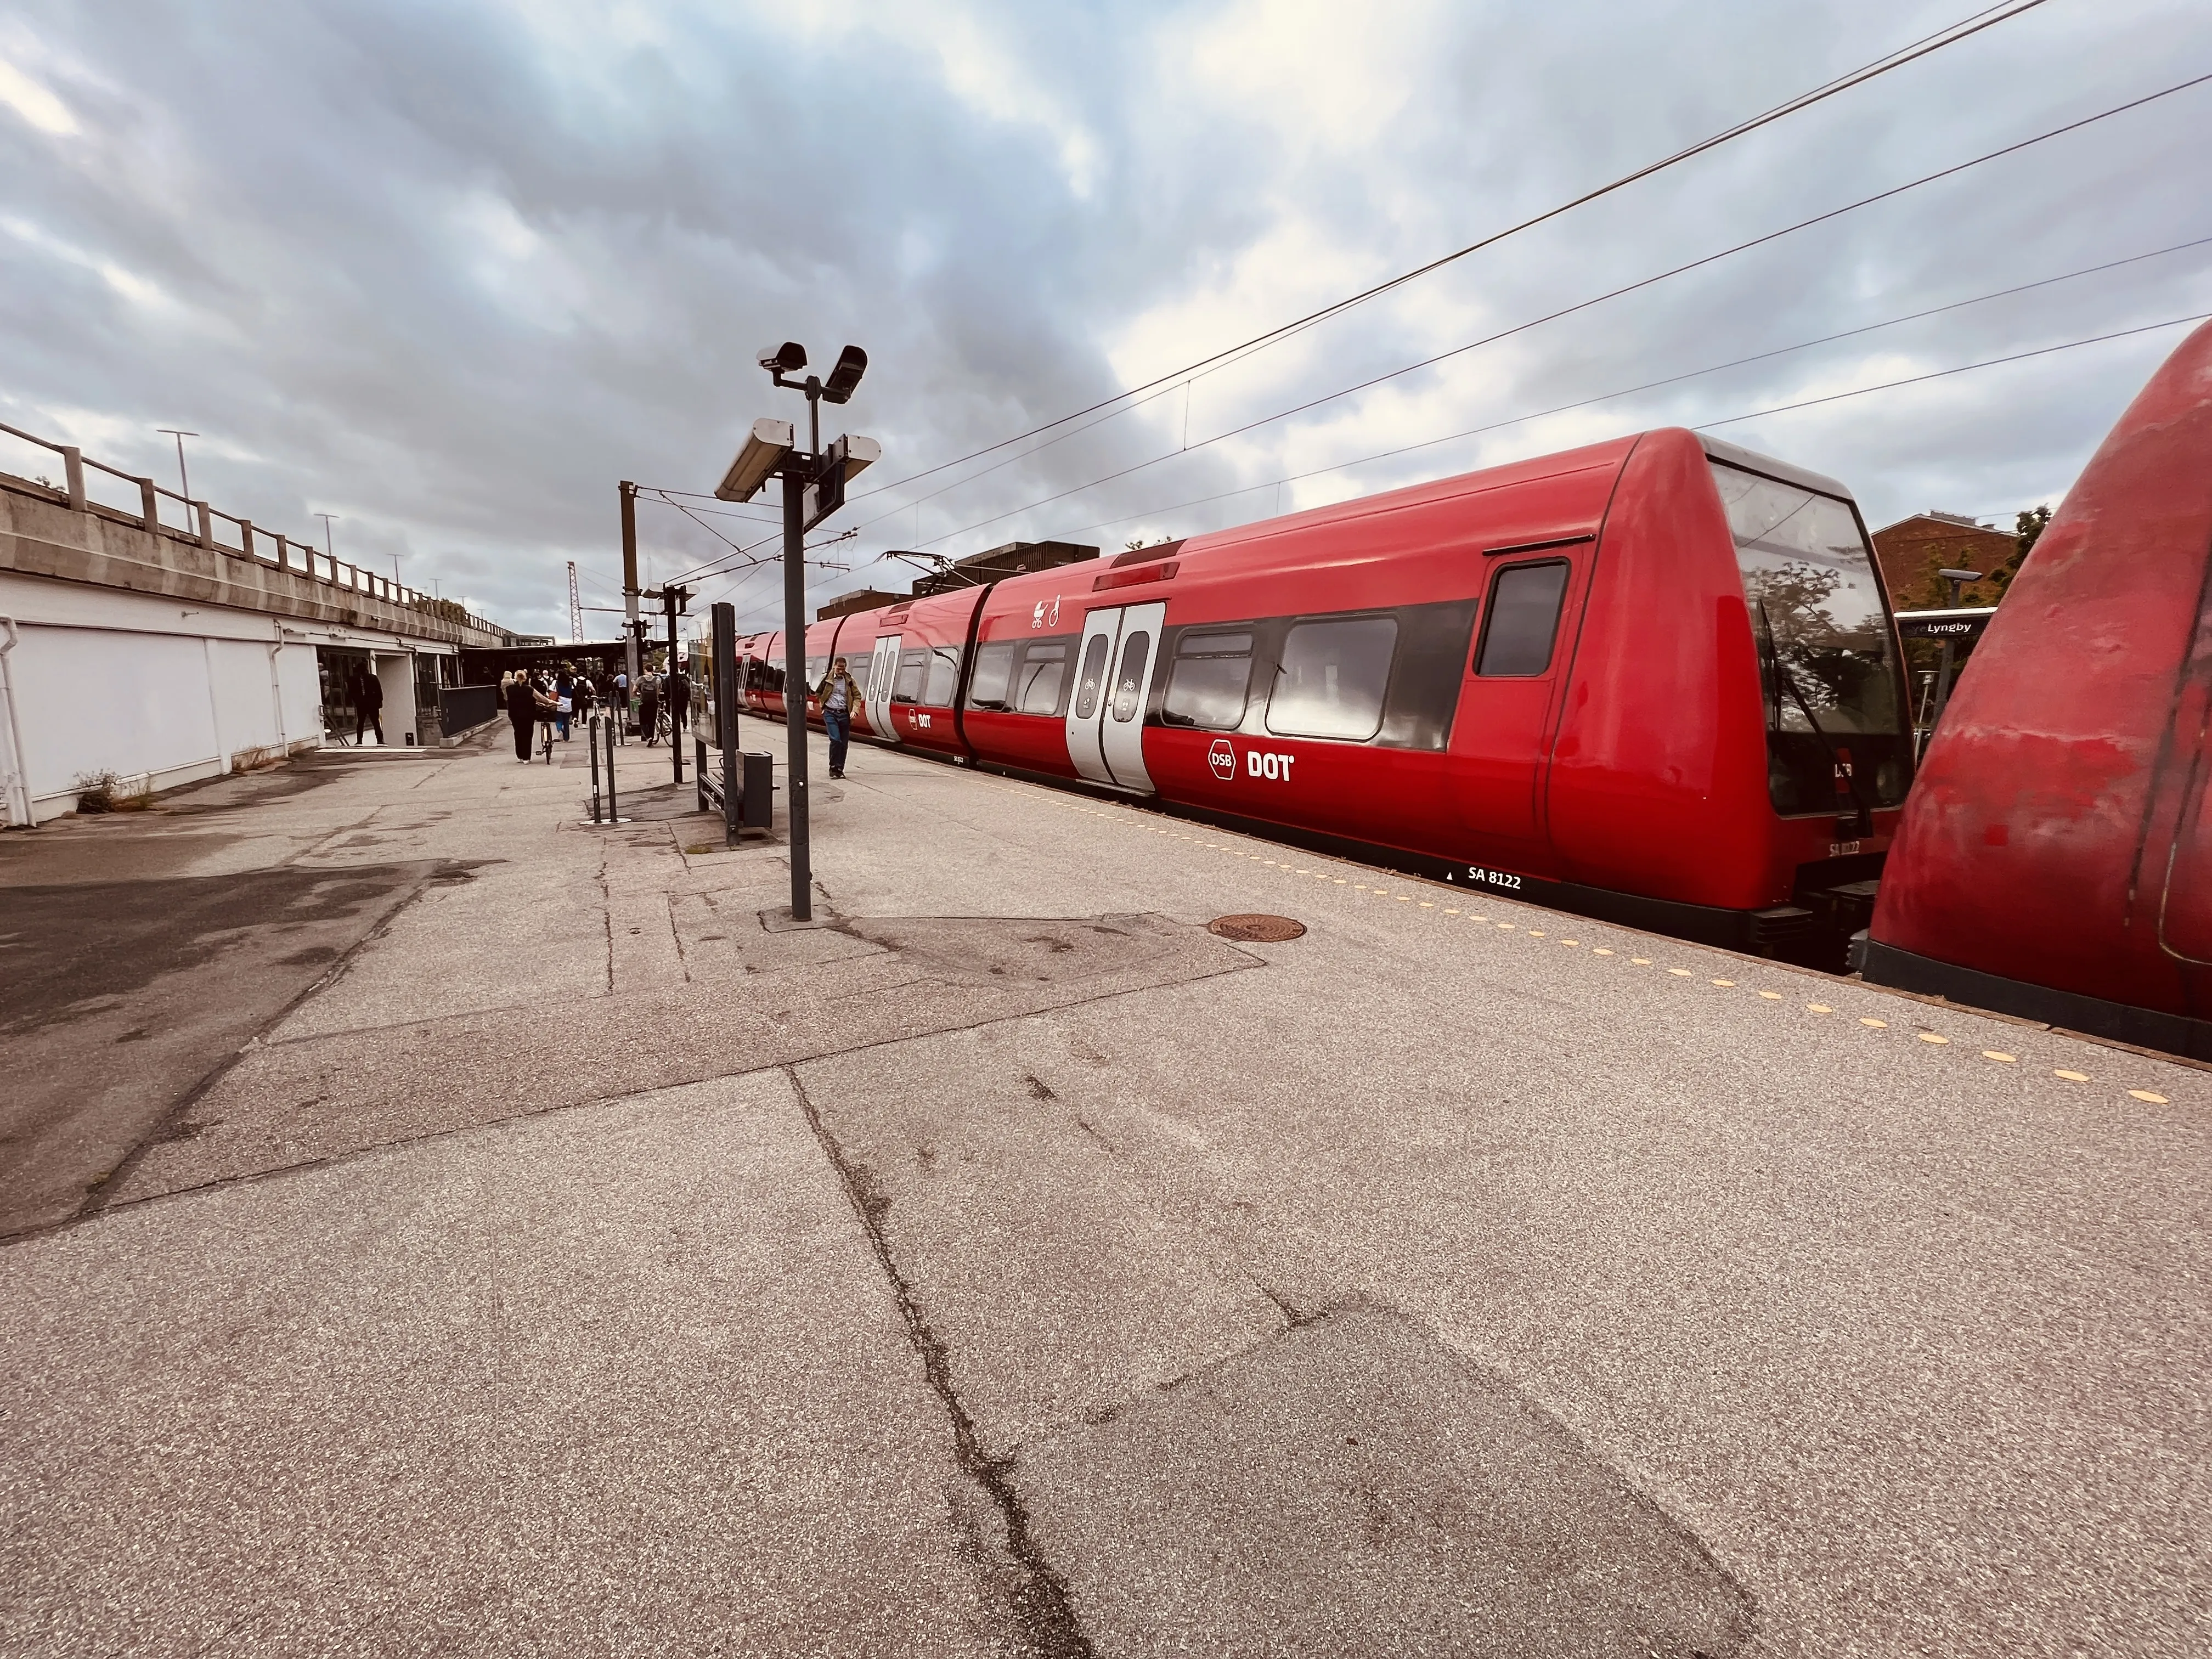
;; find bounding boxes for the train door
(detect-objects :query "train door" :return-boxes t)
[1065,602,1164,791]
[1067,610,1122,783]
[1452,553,1586,867]
[865,634,901,741]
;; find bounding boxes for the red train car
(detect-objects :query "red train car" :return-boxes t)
[755,426,1915,957]
[1864,320,2212,1056]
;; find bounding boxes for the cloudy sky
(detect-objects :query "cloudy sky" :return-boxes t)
[2,0,2208,638]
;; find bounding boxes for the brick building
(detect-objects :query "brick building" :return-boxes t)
[1869,511,2016,610]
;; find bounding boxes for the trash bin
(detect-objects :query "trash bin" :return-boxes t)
[740,751,774,830]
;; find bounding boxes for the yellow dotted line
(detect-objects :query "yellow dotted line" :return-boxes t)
[1011,785,2187,1109]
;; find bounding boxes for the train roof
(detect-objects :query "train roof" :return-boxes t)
[748,427,1863,640]
[1697,432,1854,502]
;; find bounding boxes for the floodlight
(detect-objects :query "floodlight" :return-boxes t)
[834,433,880,480]
[758,341,807,375]
[1937,568,1983,582]
[715,417,794,502]
[821,345,868,405]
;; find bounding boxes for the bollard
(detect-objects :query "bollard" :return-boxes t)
[603,713,619,821]
[723,736,739,848]
[695,734,708,814]
[590,714,603,822]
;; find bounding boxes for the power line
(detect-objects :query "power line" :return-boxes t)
[635,488,780,524]
[664,3,2069,595]
[1022,259,2212,546]
[809,0,2053,515]
[718,310,2205,629]
[1012,236,2212,543]
[1040,303,2212,546]
[1698,311,2209,429]
[888,69,2212,556]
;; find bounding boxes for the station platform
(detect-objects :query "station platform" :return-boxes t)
[1,720,2203,1656]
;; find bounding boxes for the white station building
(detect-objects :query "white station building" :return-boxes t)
[0,430,511,827]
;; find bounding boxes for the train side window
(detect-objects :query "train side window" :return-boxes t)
[1112,632,1150,723]
[1476,562,1570,677]
[1016,642,1069,715]
[804,657,826,691]
[1163,630,1254,730]
[765,656,786,693]
[1074,634,1111,719]
[967,642,1014,710]
[923,646,961,708]
[1267,616,1396,742]
[893,648,928,703]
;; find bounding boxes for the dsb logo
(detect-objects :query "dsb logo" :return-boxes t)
[1207,740,1296,782]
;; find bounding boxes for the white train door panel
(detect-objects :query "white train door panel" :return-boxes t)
[866,634,901,741]
[1098,601,1164,793]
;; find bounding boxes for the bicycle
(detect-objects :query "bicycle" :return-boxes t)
[539,716,557,764]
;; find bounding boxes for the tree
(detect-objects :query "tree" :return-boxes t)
[1979,504,2051,603]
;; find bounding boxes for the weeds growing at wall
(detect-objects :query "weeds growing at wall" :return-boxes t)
[72,771,153,814]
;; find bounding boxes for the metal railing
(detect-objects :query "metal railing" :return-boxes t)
[0,418,504,637]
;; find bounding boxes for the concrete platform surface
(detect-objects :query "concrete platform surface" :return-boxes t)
[1,721,2205,1657]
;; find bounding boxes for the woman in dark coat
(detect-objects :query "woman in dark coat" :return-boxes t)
[503,670,540,761]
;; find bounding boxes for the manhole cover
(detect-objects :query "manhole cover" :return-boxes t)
[1209,913,1307,943]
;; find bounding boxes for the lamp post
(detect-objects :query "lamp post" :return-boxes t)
[663,582,689,787]
[618,481,641,691]
[712,342,878,923]
[155,429,198,503]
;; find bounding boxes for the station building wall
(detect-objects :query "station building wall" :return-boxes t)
[0,568,450,826]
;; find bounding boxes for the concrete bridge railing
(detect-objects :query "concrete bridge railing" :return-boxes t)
[0,419,508,648]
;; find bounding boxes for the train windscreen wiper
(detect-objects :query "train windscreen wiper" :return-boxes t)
[1760,601,1875,836]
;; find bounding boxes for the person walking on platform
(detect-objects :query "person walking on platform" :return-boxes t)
[554,668,575,741]
[503,668,538,761]
[816,655,860,779]
[354,666,385,746]
[665,663,690,744]
[639,670,661,747]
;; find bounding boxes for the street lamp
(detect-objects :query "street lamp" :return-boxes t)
[713,341,877,923]
[155,429,198,501]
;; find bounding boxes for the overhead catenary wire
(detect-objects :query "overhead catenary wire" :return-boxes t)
[664,9,2083,596]
[637,0,2051,531]
[1697,312,2211,429]
[989,236,2212,546]
[753,0,2057,518]
[709,310,2205,633]
[880,68,2212,558]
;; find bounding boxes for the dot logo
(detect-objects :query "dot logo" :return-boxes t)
[1207,739,1237,781]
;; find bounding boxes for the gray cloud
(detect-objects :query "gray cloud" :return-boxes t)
[2,0,2208,638]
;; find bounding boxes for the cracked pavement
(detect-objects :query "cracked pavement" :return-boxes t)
[1,722,2206,1656]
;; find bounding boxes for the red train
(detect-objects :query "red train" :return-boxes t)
[1864,319,2212,1057]
[731,425,1914,960]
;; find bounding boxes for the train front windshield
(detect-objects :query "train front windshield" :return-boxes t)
[1712,461,1912,818]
